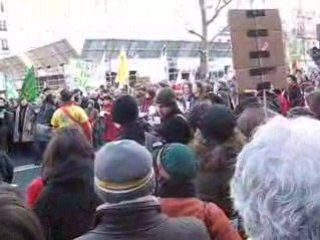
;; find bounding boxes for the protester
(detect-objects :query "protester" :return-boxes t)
[100,96,118,143]
[231,117,320,239]
[85,99,99,125]
[287,106,315,118]
[274,89,289,114]
[182,82,196,110]
[32,126,100,240]
[0,151,13,184]
[237,106,278,139]
[51,89,92,141]
[141,88,156,113]
[85,99,100,147]
[35,94,56,162]
[13,97,37,163]
[111,95,145,145]
[305,90,320,119]
[193,82,207,102]
[156,87,193,144]
[0,183,44,240]
[190,104,245,218]
[234,94,260,116]
[287,74,303,108]
[157,143,241,240]
[37,94,56,126]
[73,88,84,107]
[13,98,36,144]
[0,98,13,152]
[76,140,210,240]
[188,101,212,133]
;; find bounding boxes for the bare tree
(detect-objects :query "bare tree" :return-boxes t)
[188,0,232,80]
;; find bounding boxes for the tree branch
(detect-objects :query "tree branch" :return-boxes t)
[188,29,205,41]
[206,0,233,26]
[210,25,229,42]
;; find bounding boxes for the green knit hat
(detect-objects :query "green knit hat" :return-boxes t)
[159,143,198,179]
[156,87,176,106]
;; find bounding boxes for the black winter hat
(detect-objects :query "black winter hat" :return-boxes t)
[201,104,236,143]
[112,95,139,125]
[156,87,176,106]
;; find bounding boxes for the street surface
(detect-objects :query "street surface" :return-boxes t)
[11,153,40,190]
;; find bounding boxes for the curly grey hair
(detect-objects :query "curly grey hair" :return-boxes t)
[231,116,320,240]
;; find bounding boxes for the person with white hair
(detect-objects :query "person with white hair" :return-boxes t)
[231,116,320,240]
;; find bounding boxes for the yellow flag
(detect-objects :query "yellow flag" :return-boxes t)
[116,50,129,85]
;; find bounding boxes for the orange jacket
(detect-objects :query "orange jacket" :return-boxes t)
[160,198,241,240]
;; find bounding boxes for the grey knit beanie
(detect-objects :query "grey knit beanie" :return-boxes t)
[94,140,155,203]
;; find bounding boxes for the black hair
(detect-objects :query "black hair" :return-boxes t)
[60,89,73,102]
[111,95,139,125]
[288,74,298,83]
[188,101,212,130]
[44,94,55,105]
[43,87,51,93]
[273,89,282,95]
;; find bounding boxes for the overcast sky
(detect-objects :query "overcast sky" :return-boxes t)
[5,0,320,54]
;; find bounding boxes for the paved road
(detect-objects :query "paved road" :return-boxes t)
[11,153,40,190]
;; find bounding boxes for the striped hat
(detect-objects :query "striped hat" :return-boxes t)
[94,140,155,203]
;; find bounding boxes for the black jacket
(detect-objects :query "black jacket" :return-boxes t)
[75,200,210,240]
[117,121,146,145]
[288,84,303,108]
[0,151,13,183]
[33,158,101,240]
[158,109,193,144]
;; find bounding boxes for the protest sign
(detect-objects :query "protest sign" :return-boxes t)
[229,9,287,90]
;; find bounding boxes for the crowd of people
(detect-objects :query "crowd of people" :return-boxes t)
[1,68,320,240]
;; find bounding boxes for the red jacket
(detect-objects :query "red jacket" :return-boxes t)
[26,177,44,207]
[103,114,120,142]
[277,94,289,115]
[160,198,241,240]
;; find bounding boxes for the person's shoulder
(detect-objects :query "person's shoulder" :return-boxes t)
[72,104,85,110]
[74,232,98,240]
[53,107,62,114]
[203,201,227,218]
[165,216,210,239]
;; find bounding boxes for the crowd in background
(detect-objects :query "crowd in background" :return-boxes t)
[1,68,320,240]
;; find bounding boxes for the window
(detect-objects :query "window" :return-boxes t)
[1,39,9,51]
[0,20,7,31]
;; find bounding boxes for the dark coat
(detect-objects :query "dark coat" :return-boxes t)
[288,84,303,108]
[158,109,193,144]
[190,130,245,218]
[117,121,146,145]
[37,103,56,126]
[75,200,211,240]
[0,151,13,183]
[0,110,13,151]
[33,158,101,240]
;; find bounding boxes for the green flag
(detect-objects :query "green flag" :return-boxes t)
[20,66,39,102]
[5,75,19,99]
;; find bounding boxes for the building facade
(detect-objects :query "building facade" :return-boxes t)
[0,0,9,57]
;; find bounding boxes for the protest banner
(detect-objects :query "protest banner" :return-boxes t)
[229,9,287,91]
[66,58,99,90]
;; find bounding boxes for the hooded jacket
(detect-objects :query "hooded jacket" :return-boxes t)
[33,158,101,240]
[190,130,245,218]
